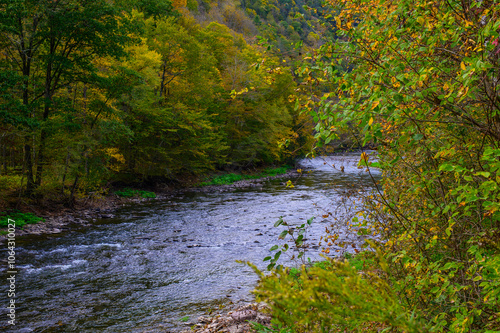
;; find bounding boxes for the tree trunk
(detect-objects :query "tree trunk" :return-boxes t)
[61,151,70,194]
[35,34,56,188]
[24,143,35,194]
[69,174,79,208]
[1,144,5,174]
[35,130,47,187]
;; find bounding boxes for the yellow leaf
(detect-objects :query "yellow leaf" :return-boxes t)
[461,62,466,70]
[371,100,379,109]
[368,117,374,126]
[335,16,341,29]
[360,152,369,163]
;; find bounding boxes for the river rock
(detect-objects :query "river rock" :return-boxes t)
[197,315,212,323]
[230,309,257,322]
[186,303,271,333]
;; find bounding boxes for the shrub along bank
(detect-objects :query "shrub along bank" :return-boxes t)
[252,0,500,332]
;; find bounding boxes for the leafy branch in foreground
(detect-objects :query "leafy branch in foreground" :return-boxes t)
[255,0,500,331]
[263,216,314,271]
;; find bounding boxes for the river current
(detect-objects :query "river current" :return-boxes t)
[0,153,379,332]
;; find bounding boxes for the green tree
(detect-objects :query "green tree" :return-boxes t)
[107,13,227,178]
[114,0,178,20]
[0,0,130,194]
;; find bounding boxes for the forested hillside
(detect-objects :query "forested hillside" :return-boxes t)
[0,0,317,205]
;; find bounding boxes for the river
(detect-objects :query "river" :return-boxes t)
[0,153,379,332]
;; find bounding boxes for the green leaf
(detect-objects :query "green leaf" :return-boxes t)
[279,230,288,239]
[413,133,424,141]
[439,163,455,172]
[442,262,457,270]
[475,171,491,178]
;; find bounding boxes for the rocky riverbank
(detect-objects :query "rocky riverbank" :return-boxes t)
[0,169,301,243]
[180,303,272,333]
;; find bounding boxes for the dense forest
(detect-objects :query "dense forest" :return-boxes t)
[2,0,500,332]
[0,0,322,205]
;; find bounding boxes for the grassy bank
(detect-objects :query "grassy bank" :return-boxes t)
[198,166,292,186]
[0,211,45,234]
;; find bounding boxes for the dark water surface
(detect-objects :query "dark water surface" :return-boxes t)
[0,153,379,332]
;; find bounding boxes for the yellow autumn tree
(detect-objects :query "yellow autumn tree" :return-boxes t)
[172,0,187,8]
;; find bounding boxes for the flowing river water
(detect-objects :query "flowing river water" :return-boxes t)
[0,153,379,333]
